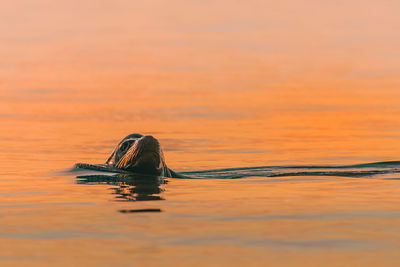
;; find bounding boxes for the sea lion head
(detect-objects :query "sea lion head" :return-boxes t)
[106,134,171,177]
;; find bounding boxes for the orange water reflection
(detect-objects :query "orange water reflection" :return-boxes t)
[1,0,400,266]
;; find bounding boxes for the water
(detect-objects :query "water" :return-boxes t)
[1,0,400,266]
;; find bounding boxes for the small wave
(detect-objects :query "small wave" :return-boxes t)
[68,161,400,180]
[180,161,400,179]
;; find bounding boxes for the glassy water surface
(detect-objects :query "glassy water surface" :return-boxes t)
[1,1,400,266]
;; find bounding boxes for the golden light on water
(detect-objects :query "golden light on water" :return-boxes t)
[0,1,400,266]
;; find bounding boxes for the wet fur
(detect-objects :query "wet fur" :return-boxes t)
[106,134,177,177]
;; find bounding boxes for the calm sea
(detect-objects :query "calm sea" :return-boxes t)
[1,1,400,266]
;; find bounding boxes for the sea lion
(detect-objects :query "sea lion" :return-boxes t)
[105,133,181,178]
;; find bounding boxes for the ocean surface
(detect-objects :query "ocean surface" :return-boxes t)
[1,1,400,266]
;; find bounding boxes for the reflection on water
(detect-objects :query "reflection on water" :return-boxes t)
[76,173,166,203]
[1,0,400,266]
[119,208,162,213]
